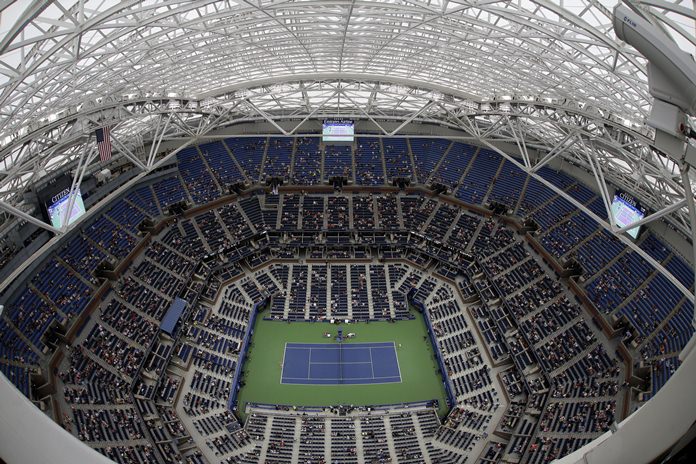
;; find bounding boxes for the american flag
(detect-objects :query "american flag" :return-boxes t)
[96,126,112,162]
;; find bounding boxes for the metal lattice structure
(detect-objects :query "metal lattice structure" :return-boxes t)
[0,0,695,292]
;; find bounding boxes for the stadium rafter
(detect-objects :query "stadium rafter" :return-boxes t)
[0,1,695,291]
[1,77,696,301]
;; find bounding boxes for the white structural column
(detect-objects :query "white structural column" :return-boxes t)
[0,372,115,464]
[680,165,696,326]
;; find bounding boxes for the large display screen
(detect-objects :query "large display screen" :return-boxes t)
[47,188,86,229]
[611,192,645,239]
[322,119,354,142]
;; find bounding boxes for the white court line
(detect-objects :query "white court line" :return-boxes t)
[392,341,403,383]
[281,379,401,386]
[369,347,375,379]
[279,342,288,385]
[282,342,402,385]
[281,345,313,383]
[285,345,391,350]
[282,376,401,381]
[310,361,372,365]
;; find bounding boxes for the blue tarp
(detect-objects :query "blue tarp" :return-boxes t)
[408,288,457,410]
[160,297,187,335]
[228,298,267,411]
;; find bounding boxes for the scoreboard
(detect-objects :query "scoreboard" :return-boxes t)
[611,191,645,239]
[322,119,354,142]
[47,188,86,229]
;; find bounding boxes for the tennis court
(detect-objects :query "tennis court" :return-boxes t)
[234,316,450,420]
[281,342,402,385]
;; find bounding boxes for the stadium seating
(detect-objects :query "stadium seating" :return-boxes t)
[1,136,693,464]
[291,137,321,185]
[355,137,384,185]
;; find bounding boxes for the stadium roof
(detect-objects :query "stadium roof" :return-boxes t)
[0,0,695,244]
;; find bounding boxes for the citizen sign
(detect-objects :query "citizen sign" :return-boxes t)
[619,192,637,207]
[51,188,71,204]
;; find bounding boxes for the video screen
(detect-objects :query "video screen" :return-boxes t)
[322,119,354,142]
[47,188,86,229]
[611,193,644,239]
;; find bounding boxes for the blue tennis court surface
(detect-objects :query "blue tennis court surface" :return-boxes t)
[281,342,402,385]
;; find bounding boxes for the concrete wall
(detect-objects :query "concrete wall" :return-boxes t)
[0,372,114,464]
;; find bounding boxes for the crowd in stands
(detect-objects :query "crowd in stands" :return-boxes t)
[355,137,384,185]
[0,135,693,464]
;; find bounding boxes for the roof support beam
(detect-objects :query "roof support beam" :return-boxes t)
[614,198,686,234]
[0,107,252,294]
[0,200,57,234]
[335,90,389,135]
[60,145,96,233]
[288,90,340,135]
[0,0,50,54]
[389,100,435,136]
[507,116,531,169]
[170,112,198,139]
[475,135,694,302]
[531,130,578,173]
[479,117,508,140]
[434,102,479,138]
[146,114,173,168]
[111,133,148,171]
[244,100,289,136]
[583,141,616,229]
[679,165,696,315]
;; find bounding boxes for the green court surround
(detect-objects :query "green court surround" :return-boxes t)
[234,309,449,421]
